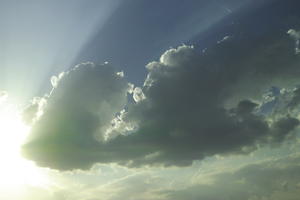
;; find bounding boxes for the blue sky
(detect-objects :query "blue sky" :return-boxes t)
[0,0,256,103]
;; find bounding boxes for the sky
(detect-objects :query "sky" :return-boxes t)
[1,0,300,199]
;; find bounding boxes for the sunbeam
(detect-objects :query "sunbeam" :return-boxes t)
[0,1,299,199]
[0,0,121,103]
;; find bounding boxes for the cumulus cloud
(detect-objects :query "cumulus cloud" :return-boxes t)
[23,29,300,170]
[112,39,300,167]
[22,62,131,170]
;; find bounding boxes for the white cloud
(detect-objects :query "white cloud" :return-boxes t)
[287,29,300,54]
[133,87,146,103]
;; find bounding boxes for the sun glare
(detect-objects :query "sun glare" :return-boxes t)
[0,98,49,188]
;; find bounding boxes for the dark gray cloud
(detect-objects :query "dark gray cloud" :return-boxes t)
[23,30,300,170]
[110,37,300,167]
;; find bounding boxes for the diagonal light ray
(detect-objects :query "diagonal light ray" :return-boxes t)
[0,0,121,104]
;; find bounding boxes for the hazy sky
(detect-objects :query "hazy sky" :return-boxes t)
[1,0,300,200]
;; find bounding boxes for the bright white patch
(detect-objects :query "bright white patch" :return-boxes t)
[133,87,146,102]
[0,98,49,188]
[217,35,231,44]
[116,71,124,77]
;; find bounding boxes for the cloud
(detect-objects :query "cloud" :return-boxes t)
[287,87,300,110]
[23,29,300,170]
[111,38,300,167]
[288,29,300,54]
[163,153,300,200]
[217,35,231,44]
[22,97,47,125]
[22,62,130,170]
[40,151,300,200]
[87,172,166,200]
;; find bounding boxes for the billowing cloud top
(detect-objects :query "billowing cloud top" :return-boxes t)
[22,62,130,170]
[23,29,300,170]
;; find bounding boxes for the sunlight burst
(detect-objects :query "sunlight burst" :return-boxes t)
[0,98,49,188]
